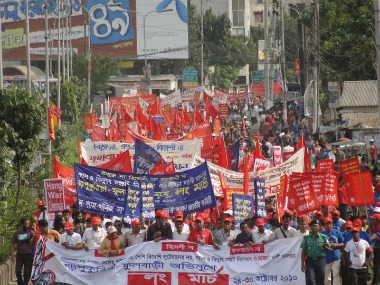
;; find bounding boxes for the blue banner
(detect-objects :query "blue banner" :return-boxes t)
[254,178,266,217]
[75,161,216,216]
[87,0,134,45]
[134,138,165,174]
[153,161,216,215]
[232,194,254,225]
[229,138,240,171]
[75,164,129,217]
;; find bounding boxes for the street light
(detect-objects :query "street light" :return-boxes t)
[82,2,121,106]
[130,9,173,82]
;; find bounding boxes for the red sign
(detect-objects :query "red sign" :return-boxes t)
[230,244,264,255]
[288,174,319,215]
[178,272,229,285]
[338,157,360,176]
[345,171,374,206]
[273,146,282,166]
[218,103,228,120]
[161,242,197,252]
[316,159,334,172]
[44,179,65,213]
[128,272,172,285]
[282,151,296,162]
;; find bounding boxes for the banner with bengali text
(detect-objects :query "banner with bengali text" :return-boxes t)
[31,238,305,285]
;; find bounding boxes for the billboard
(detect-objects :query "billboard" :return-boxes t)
[0,0,188,60]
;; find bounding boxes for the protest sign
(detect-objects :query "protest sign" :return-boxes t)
[273,146,282,166]
[254,178,266,217]
[44,179,65,213]
[232,194,254,224]
[31,237,305,285]
[53,157,77,206]
[315,159,334,172]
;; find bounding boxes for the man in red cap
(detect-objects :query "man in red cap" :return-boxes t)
[169,210,189,233]
[173,218,189,242]
[33,200,48,222]
[82,216,106,250]
[252,218,273,244]
[331,209,345,231]
[321,216,344,285]
[59,222,83,250]
[125,219,146,247]
[343,227,373,285]
[147,209,173,242]
[188,216,213,246]
[272,209,296,240]
[213,217,237,248]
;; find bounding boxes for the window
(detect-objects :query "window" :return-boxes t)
[232,0,245,27]
[254,11,263,24]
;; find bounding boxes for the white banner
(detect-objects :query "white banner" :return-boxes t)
[253,159,270,172]
[193,148,304,197]
[80,140,201,172]
[31,238,305,285]
[161,90,182,107]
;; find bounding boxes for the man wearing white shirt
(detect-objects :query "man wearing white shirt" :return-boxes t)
[252,218,273,244]
[82,216,107,250]
[125,219,146,247]
[172,218,190,241]
[59,222,83,250]
[170,210,189,233]
[283,142,295,153]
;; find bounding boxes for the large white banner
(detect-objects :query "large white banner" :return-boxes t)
[80,140,201,172]
[31,238,305,285]
[193,148,304,197]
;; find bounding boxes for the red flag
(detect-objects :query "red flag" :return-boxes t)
[194,107,205,125]
[134,104,148,124]
[253,139,265,161]
[288,174,319,215]
[297,134,310,172]
[150,160,176,175]
[53,157,77,206]
[244,153,255,195]
[92,125,105,141]
[205,100,219,119]
[82,112,95,130]
[345,171,374,206]
[276,175,288,222]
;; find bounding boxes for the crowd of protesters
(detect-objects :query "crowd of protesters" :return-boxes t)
[10,98,380,285]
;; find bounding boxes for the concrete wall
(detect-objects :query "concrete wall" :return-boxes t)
[0,258,17,285]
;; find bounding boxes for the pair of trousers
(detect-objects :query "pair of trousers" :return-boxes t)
[325,259,341,285]
[305,257,326,285]
[348,267,368,285]
[15,253,33,285]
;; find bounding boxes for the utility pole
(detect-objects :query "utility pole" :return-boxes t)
[312,0,319,134]
[57,0,61,111]
[45,1,51,154]
[200,0,204,90]
[264,0,270,110]
[26,0,31,91]
[269,0,279,108]
[375,0,380,135]
[280,0,287,123]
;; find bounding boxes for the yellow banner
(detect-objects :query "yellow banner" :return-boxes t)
[3,28,25,49]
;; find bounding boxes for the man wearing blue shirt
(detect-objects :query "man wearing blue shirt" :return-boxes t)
[331,209,345,231]
[321,216,344,285]
[370,213,380,285]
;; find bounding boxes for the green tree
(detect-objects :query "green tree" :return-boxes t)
[72,54,119,95]
[0,87,46,211]
[319,0,375,81]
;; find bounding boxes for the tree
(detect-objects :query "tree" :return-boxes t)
[319,0,375,81]
[0,87,46,211]
[72,54,119,95]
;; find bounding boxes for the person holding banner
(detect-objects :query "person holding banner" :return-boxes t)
[251,218,273,244]
[147,210,173,242]
[125,219,146,247]
[99,226,124,257]
[59,222,83,251]
[234,222,254,245]
[272,210,297,240]
[213,218,237,248]
[301,219,330,285]
[82,217,107,250]
[188,216,213,246]
[36,219,61,243]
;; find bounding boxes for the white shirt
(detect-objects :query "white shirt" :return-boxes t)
[82,227,107,249]
[251,229,273,243]
[272,226,297,240]
[173,231,190,242]
[125,230,146,247]
[169,220,190,233]
[345,239,370,269]
[294,229,309,238]
[59,232,82,246]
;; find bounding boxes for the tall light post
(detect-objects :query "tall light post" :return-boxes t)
[44,0,51,154]
[82,2,121,106]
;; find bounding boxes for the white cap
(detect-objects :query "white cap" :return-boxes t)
[373,207,380,213]
[107,226,117,234]
[223,209,233,216]
[370,139,375,142]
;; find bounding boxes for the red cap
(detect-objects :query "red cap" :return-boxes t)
[131,219,142,227]
[324,216,333,223]
[37,200,45,207]
[163,211,170,218]
[204,217,211,223]
[194,216,204,222]
[371,214,380,221]
[353,218,362,228]
[223,218,232,223]
[155,210,166,218]
[64,222,74,230]
[314,211,323,217]
[175,210,183,217]
[256,218,265,226]
[345,221,353,229]
[91,217,101,225]
[352,227,361,232]
[331,209,340,216]
[284,209,293,217]
[243,147,249,152]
